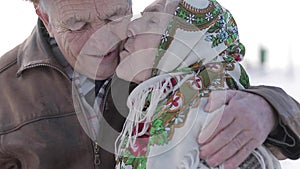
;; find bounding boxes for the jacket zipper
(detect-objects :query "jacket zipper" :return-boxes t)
[94,142,101,166]
[92,78,113,167]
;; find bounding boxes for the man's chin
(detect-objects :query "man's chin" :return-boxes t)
[94,71,115,80]
[85,71,114,80]
[72,66,112,80]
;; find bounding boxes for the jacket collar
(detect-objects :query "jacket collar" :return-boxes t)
[17,19,63,76]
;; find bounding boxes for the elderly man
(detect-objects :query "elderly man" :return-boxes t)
[0,0,299,169]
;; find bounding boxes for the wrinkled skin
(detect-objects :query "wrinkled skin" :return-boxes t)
[37,0,131,79]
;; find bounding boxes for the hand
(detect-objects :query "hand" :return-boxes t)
[198,90,277,169]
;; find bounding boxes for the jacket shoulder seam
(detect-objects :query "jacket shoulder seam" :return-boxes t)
[0,46,20,73]
[0,59,17,73]
[0,58,17,73]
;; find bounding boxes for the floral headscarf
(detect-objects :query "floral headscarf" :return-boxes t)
[115,0,254,168]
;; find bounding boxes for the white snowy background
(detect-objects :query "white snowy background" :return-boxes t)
[0,0,299,168]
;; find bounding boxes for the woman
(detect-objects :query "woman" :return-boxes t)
[115,0,281,168]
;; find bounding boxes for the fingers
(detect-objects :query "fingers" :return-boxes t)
[224,139,259,169]
[199,118,244,158]
[200,117,260,169]
[202,131,254,168]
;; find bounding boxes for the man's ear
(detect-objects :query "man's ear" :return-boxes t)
[34,4,54,37]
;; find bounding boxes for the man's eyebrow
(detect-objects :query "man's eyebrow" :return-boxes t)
[64,17,77,26]
[63,14,91,26]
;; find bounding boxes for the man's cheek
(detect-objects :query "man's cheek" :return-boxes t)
[63,33,90,58]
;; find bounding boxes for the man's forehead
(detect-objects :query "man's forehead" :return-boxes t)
[48,0,131,21]
[95,0,130,9]
[49,0,130,8]
[47,0,130,15]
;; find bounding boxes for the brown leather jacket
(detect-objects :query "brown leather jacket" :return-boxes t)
[0,20,126,169]
[0,20,299,169]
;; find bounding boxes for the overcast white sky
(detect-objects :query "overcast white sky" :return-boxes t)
[0,0,299,167]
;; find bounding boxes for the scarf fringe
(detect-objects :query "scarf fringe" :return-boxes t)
[115,72,194,157]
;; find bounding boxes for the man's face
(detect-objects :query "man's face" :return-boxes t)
[42,0,131,79]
